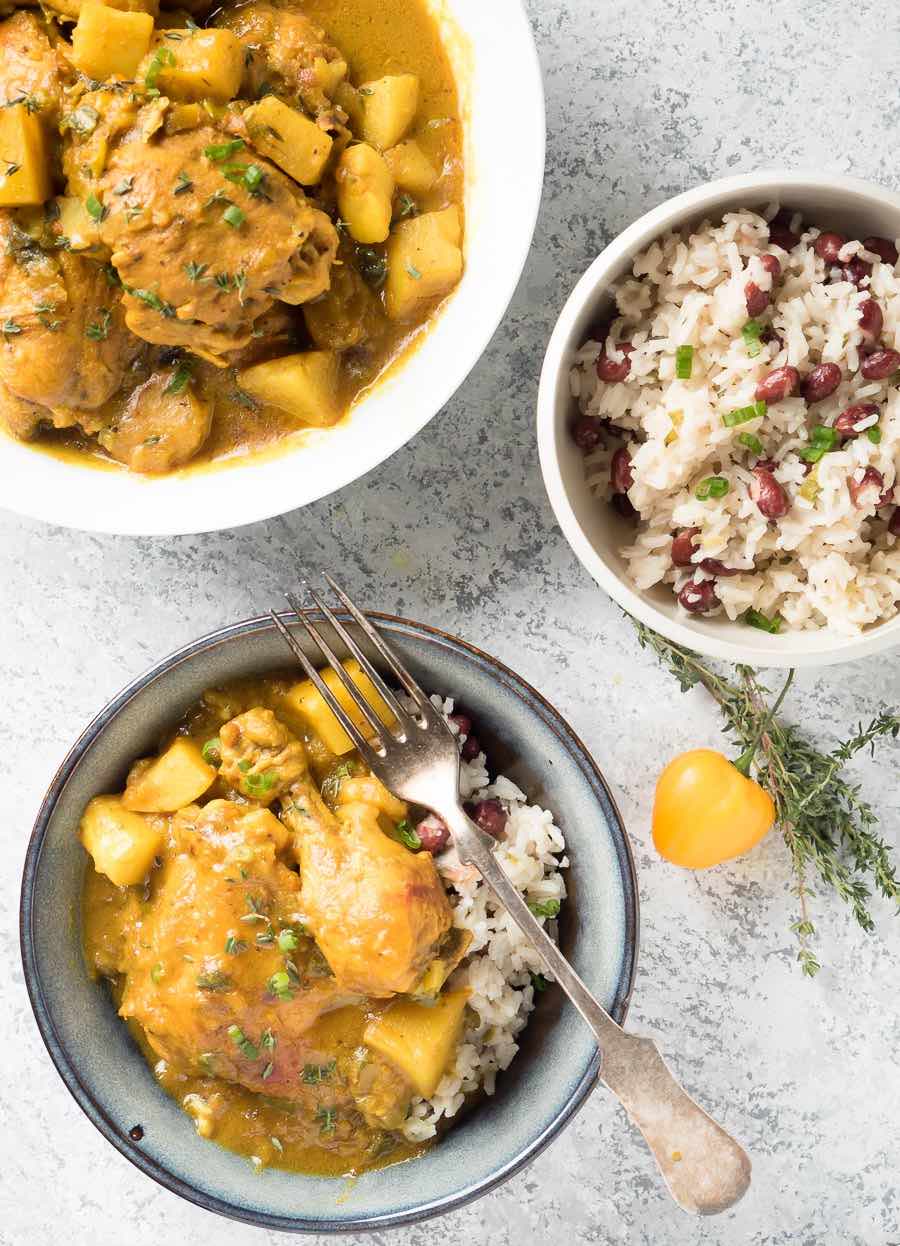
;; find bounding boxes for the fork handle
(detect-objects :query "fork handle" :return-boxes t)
[444,806,751,1216]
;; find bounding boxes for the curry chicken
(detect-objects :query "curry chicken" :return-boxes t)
[81,663,473,1175]
[0,0,463,473]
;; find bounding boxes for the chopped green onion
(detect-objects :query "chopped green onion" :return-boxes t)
[675,344,694,379]
[722,400,767,427]
[243,769,276,795]
[224,936,246,956]
[527,897,561,918]
[260,1028,276,1049]
[867,425,882,444]
[1,319,22,336]
[144,47,176,94]
[164,362,192,395]
[204,138,245,161]
[277,929,299,952]
[150,962,165,983]
[530,972,548,992]
[738,432,764,455]
[227,1024,259,1060]
[270,1135,283,1153]
[316,1106,337,1135]
[405,261,422,280]
[85,192,106,223]
[799,424,839,463]
[268,970,293,1001]
[393,819,421,851]
[743,608,782,634]
[243,163,264,191]
[201,736,221,764]
[222,204,245,229]
[173,170,193,196]
[695,476,730,500]
[261,1062,273,1080]
[741,320,764,357]
[302,1061,336,1084]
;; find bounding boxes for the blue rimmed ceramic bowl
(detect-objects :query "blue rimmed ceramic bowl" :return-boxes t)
[20,613,639,1232]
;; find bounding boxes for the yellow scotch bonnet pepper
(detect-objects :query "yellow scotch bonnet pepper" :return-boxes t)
[652,748,776,869]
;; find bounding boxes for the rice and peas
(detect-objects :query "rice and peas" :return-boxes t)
[400,695,568,1143]
[570,206,900,634]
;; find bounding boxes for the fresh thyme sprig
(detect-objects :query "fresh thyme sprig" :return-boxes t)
[633,620,900,975]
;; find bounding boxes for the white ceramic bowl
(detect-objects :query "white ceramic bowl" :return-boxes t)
[2,0,544,536]
[538,171,900,668]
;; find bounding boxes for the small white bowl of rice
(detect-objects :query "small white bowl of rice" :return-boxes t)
[537,171,900,666]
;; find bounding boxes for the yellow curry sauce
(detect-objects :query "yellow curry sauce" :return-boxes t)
[81,670,472,1176]
[0,0,464,474]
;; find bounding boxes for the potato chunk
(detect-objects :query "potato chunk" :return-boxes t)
[283,657,397,755]
[385,205,463,321]
[335,143,394,245]
[238,351,342,427]
[71,2,154,80]
[0,105,50,207]
[384,139,437,196]
[122,737,217,813]
[244,96,333,186]
[364,990,469,1098]
[80,796,163,887]
[56,196,102,251]
[358,74,420,150]
[142,29,243,103]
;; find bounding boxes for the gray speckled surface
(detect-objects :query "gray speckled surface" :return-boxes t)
[3,0,900,1241]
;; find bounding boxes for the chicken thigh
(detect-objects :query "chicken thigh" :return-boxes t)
[218,708,453,996]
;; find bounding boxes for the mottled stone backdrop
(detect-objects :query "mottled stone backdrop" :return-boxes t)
[3,1,899,1242]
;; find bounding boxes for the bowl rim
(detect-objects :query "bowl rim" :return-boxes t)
[20,610,639,1233]
[537,168,900,667]
[0,0,546,537]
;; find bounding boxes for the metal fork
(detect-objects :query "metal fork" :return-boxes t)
[269,578,751,1216]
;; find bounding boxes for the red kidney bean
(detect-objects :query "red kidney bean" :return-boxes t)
[468,798,508,839]
[848,468,885,509]
[760,327,783,350]
[460,733,481,761]
[801,363,842,402]
[416,814,450,854]
[858,299,883,344]
[745,281,769,317]
[861,349,900,380]
[843,256,872,286]
[677,579,718,614]
[863,236,899,266]
[814,232,845,262]
[756,458,777,471]
[760,254,782,278]
[449,711,472,738]
[699,558,740,576]
[596,342,634,382]
[834,404,879,438]
[755,365,800,403]
[750,466,790,519]
[769,225,799,251]
[610,447,634,493]
[889,508,900,536]
[610,492,638,519]
[572,416,602,453]
[671,527,699,567]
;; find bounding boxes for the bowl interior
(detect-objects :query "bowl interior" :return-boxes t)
[0,0,545,535]
[539,172,900,666]
[21,615,637,1232]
